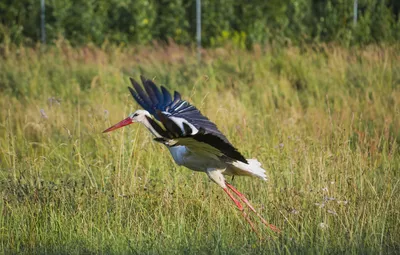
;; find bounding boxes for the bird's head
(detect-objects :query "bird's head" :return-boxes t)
[103,109,150,133]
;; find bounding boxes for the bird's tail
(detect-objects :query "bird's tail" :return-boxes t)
[230,159,267,181]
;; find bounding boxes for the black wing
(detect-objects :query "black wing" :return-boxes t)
[189,128,247,163]
[128,76,248,164]
[128,75,229,143]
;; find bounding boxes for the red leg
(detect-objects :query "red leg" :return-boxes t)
[226,182,281,233]
[223,187,242,210]
[223,187,259,235]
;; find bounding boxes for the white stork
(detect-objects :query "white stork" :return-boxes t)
[103,76,280,234]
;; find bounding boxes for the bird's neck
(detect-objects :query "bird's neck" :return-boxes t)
[139,117,162,138]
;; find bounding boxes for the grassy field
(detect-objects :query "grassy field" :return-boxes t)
[0,42,399,254]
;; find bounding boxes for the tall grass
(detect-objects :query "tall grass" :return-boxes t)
[0,42,399,254]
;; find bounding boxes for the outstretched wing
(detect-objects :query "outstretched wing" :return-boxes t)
[128,76,248,163]
[153,116,248,163]
[181,128,247,163]
[128,75,229,143]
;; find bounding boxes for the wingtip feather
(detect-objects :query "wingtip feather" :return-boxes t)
[128,77,153,111]
[140,75,148,84]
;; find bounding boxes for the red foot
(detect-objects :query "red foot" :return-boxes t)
[224,182,281,234]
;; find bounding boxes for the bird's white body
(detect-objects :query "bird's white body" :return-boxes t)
[168,144,267,188]
[168,145,266,177]
[168,146,221,170]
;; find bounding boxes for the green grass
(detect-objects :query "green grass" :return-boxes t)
[0,43,399,254]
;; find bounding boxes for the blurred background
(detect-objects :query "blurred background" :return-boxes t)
[0,0,399,48]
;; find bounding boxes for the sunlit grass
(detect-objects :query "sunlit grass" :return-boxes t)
[0,42,399,254]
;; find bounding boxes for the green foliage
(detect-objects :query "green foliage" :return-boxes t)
[155,0,190,44]
[0,44,399,253]
[0,0,399,47]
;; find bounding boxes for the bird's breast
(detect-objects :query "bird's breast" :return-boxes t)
[168,145,187,166]
[167,145,225,172]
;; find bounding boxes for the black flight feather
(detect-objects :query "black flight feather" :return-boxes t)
[161,86,172,109]
[141,76,159,107]
[128,87,148,110]
[171,92,182,107]
[129,78,153,110]
[192,128,248,164]
[147,80,164,107]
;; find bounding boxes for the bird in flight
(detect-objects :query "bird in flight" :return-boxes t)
[103,76,280,234]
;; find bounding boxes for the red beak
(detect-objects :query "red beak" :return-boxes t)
[103,117,133,133]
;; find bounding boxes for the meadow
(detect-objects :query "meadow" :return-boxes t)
[0,42,399,254]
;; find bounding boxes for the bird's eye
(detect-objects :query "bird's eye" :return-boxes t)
[132,113,138,117]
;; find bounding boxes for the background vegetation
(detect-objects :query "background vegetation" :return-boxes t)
[0,42,399,253]
[1,0,400,47]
